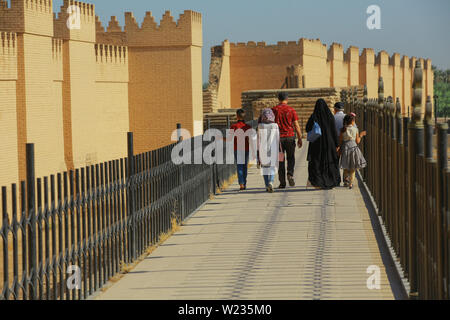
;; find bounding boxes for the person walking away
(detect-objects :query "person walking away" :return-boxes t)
[339,114,367,189]
[257,108,280,193]
[334,102,346,137]
[228,109,252,191]
[306,99,341,189]
[272,92,303,189]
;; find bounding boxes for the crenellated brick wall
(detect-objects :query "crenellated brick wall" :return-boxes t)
[0,0,203,189]
[96,9,204,153]
[209,38,433,116]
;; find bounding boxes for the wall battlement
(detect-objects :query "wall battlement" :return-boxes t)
[228,37,432,70]
[51,37,62,60]
[344,46,359,63]
[95,43,128,64]
[124,10,201,32]
[106,16,121,32]
[328,43,344,60]
[24,0,53,13]
[230,41,300,53]
[1,0,53,13]
[230,40,304,48]
[389,53,401,66]
[228,38,348,59]
[55,0,95,20]
[0,0,54,35]
[0,31,17,54]
[54,0,96,41]
[95,10,202,47]
[0,31,17,79]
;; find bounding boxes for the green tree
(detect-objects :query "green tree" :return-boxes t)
[433,66,450,117]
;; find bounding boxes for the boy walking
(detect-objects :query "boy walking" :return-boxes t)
[229,109,252,191]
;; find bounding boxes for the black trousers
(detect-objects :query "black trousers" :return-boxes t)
[278,137,296,186]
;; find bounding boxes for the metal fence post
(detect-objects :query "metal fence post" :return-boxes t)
[177,124,185,219]
[396,98,403,143]
[423,96,435,298]
[407,61,424,299]
[377,78,384,214]
[437,122,448,299]
[127,133,136,261]
[396,98,406,267]
[424,96,434,159]
[207,120,216,196]
[26,143,37,300]
[387,97,395,244]
[362,85,368,180]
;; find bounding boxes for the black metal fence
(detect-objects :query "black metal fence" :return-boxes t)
[0,128,236,300]
[344,61,449,299]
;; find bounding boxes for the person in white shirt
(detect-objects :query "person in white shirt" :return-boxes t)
[334,102,346,137]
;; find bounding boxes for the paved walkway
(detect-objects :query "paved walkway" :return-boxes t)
[96,144,401,300]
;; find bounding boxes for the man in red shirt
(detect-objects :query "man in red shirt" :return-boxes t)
[272,92,303,188]
[229,109,252,190]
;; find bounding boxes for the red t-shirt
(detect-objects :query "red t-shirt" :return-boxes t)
[272,104,299,138]
[230,121,252,151]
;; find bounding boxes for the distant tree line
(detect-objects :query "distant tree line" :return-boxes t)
[433,66,450,118]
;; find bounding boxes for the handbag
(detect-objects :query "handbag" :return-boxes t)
[307,121,322,143]
[278,141,285,162]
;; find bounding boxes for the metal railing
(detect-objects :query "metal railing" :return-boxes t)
[0,128,236,300]
[344,61,449,299]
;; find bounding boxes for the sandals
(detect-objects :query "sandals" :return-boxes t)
[344,178,350,188]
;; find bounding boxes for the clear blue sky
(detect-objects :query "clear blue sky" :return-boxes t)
[51,0,450,81]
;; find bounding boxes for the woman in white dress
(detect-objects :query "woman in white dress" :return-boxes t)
[257,109,280,193]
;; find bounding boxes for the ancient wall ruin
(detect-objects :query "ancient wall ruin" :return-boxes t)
[209,38,433,116]
[0,0,203,188]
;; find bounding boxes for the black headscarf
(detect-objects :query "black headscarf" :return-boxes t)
[306,99,341,188]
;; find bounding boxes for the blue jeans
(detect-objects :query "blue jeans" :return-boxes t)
[235,151,249,186]
[262,166,276,187]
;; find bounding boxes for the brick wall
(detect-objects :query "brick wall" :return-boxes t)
[228,41,302,108]
[0,1,203,189]
[0,32,19,188]
[97,10,204,152]
[211,38,434,117]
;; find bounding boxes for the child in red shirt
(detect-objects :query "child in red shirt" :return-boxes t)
[229,109,252,190]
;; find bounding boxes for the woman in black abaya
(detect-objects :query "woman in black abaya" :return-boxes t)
[306,99,341,189]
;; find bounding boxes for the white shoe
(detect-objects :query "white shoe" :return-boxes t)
[267,183,274,193]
